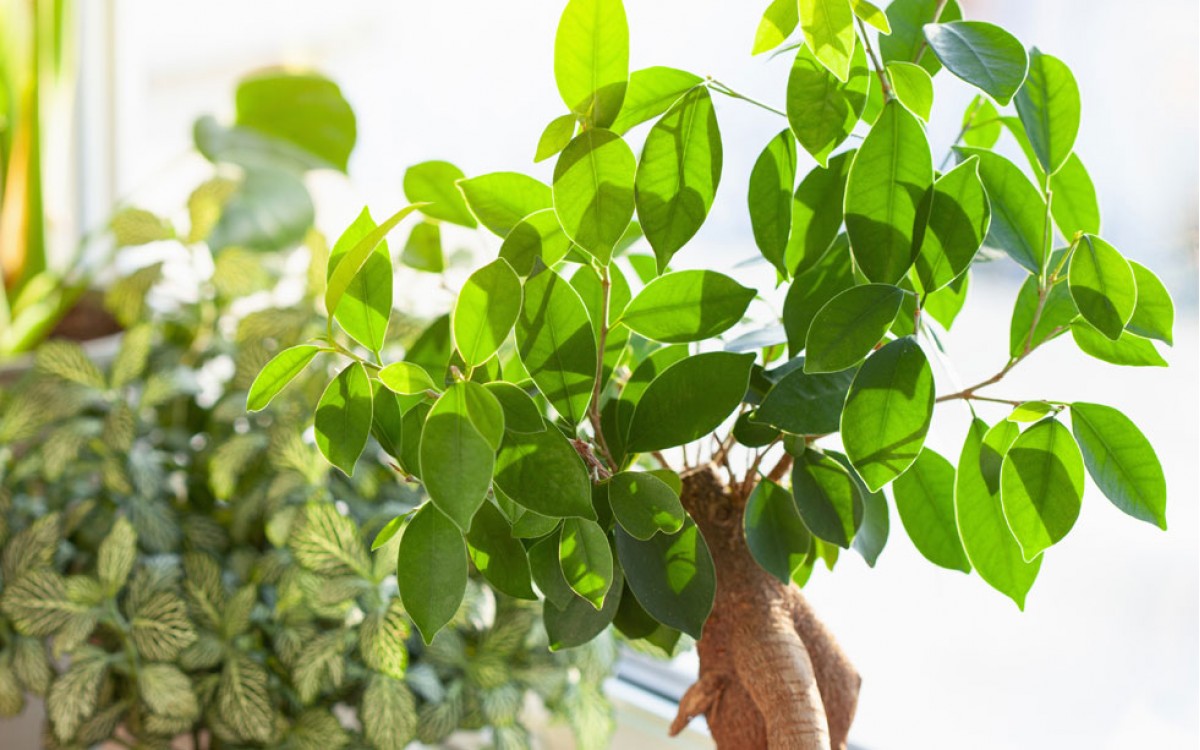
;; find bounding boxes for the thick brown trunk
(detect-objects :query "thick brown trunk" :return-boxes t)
[670,467,861,750]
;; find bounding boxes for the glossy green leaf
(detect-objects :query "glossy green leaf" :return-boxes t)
[235,71,356,171]
[923,21,1028,105]
[962,96,1001,148]
[955,418,1041,609]
[1126,261,1174,345]
[608,471,686,540]
[544,575,623,651]
[371,515,405,551]
[879,0,962,75]
[924,270,970,329]
[559,519,614,608]
[615,521,716,639]
[749,130,798,274]
[792,450,861,548]
[327,208,392,351]
[610,67,704,135]
[626,352,755,452]
[371,382,406,461]
[852,0,890,33]
[1009,277,1076,358]
[498,208,573,276]
[845,101,933,283]
[516,268,597,425]
[745,480,812,582]
[619,270,754,343]
[403,161,476,227]
[1008,401,1055,423]
[754,365,855,435]
[1071,323,1167,367]
[980,420,1021,495]
[400,220,444,273]
[785,152,854,276]
[841,337,934,491]
[553,129,636,262]
[458,381,506,450]
[786,42,869,166]
[378,362,438,396]
[956,147,1046,273]
[397,504,467,644]
[635,87,723,271]
[554,0,629,128]
[1070,403,1167,529]
[753,0,800,55]
[315,363,373,476]
[452,259,523,367]
[914,156,991,292]
[535,114,577,163]
[804,284,906,373]
[1014,49,1079,175]
[1068,235,1137,340]
[783,235,855,355]
[325,205,423,326]
[419,385,495,531]
[457,172,552,237]
[1000,418,1085,560]
[494,428,595,519]
[799,0,856,81]
[467,502,537,600]
[829,450,889,566]
[892,448,971,571]
[528,534,576,609]
[247,345,319,411]
[484,382,545,433]
[886,62,934,121]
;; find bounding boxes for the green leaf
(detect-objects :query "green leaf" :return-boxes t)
[325,204,423,324]
[326,207,392,352]
[1009,276,1076,357]
[554,0,629,128]
[235,71,355,171]
[371,390,405,462]
[362,676,418,750]
[535,114,578,163]
[559,518,614,608]
[372,516,406,552]
[467,502,537,599]
[452,259,523,367]
[403,161,476,227]
[1068,235,1137,340]
[792,450,861,548]
[247,345,319,411]
[1001,418,1085,560]
[610,66,704,135]
[786,42,869,166]
[754,366,855,435]
[851,0,890,33]
[529,534,577,609]
[892,448,970,571]
[1008,401,1055,423]
[783,236,855,355]
[924,270,970,329]
[207,167,314,253]
[457,172,553,237]
[1070,403,1167,529]
[140,663,200,721]
[608,471,686,540]
[1049,154,1100,238]
[1,569,81,637]
[626,352,755,452]
[379,361,438,395]
[128,591,197,661]
[484,382,546,433]
[1014,49,1079,175]
[744,480,811,583]
[1071,322,1167,367]
[805,284,906,373]
[749,130,798,274]
[785,152,854,276]
[923,21,1029,104]
[397,504,467,644]
[841,336,935,491]
[615,520,716,639]
[879,0,962,75]
[753,0,800,54]
[956,147,1046,273]
[499,209,573,276]
[290,502,372,577]
[829,451,889,566]
[962,96,1001,148]
[619,270,754,344]
[494,428,595,519]
[886,61,934,121]
[799,0,856,81]
[47,651,106,742]
[217,655,273,743]
[315,363,373,476]
[97,517,137,594]
[845,101,933,283]
[543,575,623,651]
[914,156,991,292]
[553,129,636,262]
[955,418,1041,609]
[635,87,723,271]
[420,384,496,531]
[1126,261,1174,345]
[401,220,444,273]
[516,268,597,425]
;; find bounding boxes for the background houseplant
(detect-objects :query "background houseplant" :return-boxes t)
[256,0,1179,748]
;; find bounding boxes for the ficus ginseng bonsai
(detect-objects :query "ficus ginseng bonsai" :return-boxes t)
[249,0,1174,747]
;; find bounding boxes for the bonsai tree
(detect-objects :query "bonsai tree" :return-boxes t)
[253,0,1174,747]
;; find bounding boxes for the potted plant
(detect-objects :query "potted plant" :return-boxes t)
[254,0,1175,747]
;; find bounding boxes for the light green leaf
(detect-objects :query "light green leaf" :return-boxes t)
[619,270,754,344]
[559,518,614,608]
[754,366,855,435]
[1000,418,1084,560]
[535,114,578,163]
[1049,153,1100,238]
[610,66,703,135]
[217,655,273,743]
[484,382,546,433]
[635,87,722,271]
[924,270,970,329]
[326,208,392,351]
[140,663,200,721]
[494,428,595,519]
[1126,261,1174,345]
[420,384,496,531]
[753,0,799,55]
[915,156,991,291]
[1071,322,1167,367]
[956,147,1046,273]
[403,161,476,227]
[401,220,444,273]
[452,259,523,367]
[467,502,537,600]
[362,675,418,750]
[841,336,935,491]
[1007,401,1055,423]
[553,129,636,262]
[1014,48,1079,175]
[516,268,597,426]
[325,204,423,324]
[892,448,971,571]
[1070,403,1167,529]
[792,450,861,548]
[744,479,812,583]
[47,651,107,742]
[626,352,755,452]
[315,363,373,476]
[785,155,855,278]
[34,340,106,389]
[783,235,855,355]
[379,361,438,395]
[805,284,906,373]
[397,504,467,644]
[615,521,716,639]
[372,516,406,552]
[554,0,629,128]
[207,168,314,253]
[97,517,137,594]
[852,0,891,33]
[886,61,934,121]
[1009,276,1076,358]
[962,96,1001,148]
[499,208,573,276]
[129,591,196,661]
[786,42,869,166]
[749,130,798,275]
[799,0,856,81]
[290,502,372,577]
[1068,235,1137,340]
[608,471,686,540]
[457,172,553,237]
[235,71,355,171]
[246,345,319,411]
[923,21,1029,104]
[845,101,933,283]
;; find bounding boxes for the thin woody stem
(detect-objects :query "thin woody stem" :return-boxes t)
[588,265,618,468]
[856,16,893,101]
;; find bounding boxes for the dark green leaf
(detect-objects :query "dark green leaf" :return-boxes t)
[554,0,629,128]
[749,130,798,274]
[1068,235,1137,340]
[792,450,862,548]
[615,521,716,639]
[371,383,406,461]
[786,43,869,166]
[494,428,595,519]
[626,352,755,452]
[419,384,495,531]
[516,268,597,425]
[535,114,577,163]
[755,365,855,435]
[315,363,373,476]
[611,67,704,135]
[879,0,962,75]
[1014,49,1079,175]
[914,155,991,292]
[553,129,636,262]
[543,575,622,651]
[608,471,686,540]
[892,448,970,571]
[528,534,576,609]
[247,345,319,411]
[559,518,614,608]
[785,152,854,276]
[619,270,754,343]
[453,259,523,366]
[744,480,811,582]
[235,71,356,171]
[1001,418,1084,560]
[956,147,1046,273]
[805,284,906,373]
[403,161,476,227]
[828,451,889,566]
[457,172,553,237]
[398,504,467,644]
[1070,403,1167,529]
[467,502,537,599]
[923,21,1029,104]
[1126,261,1174,345]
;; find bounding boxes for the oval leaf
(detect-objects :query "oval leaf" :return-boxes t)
[419,385,495,531]
[923,21,1029,105]
[805,284,906,373]
[398,504,467,644]
[792,450,861,548]
[1070,403,1166,530]
[799,0,857,81]
[1014,49,1079,175]
[749,130,799,274]
[453,259,523,367]
[1000,418,1085,561]
[553,129,636,262]
[1068,235,1137,341]
[378,361,438,396]
[457,172,552,237]
[620,270,755,343]
[615,521,716,639]
[892,448,971,571]
[559,518,615,609]
[626,352,755,452]
[494,428,595,519]
[914,155,991,292]
[786,43,868,166]
[247,345,319,411]
[608,471,686,540]
[315,363,373,476]
[516,268,597,426]
[467,502,537,600]
[744,479,812,582]
[403,160,476,228]
[554,0,629,128]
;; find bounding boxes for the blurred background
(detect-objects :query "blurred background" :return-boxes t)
[15,0,1200,747]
